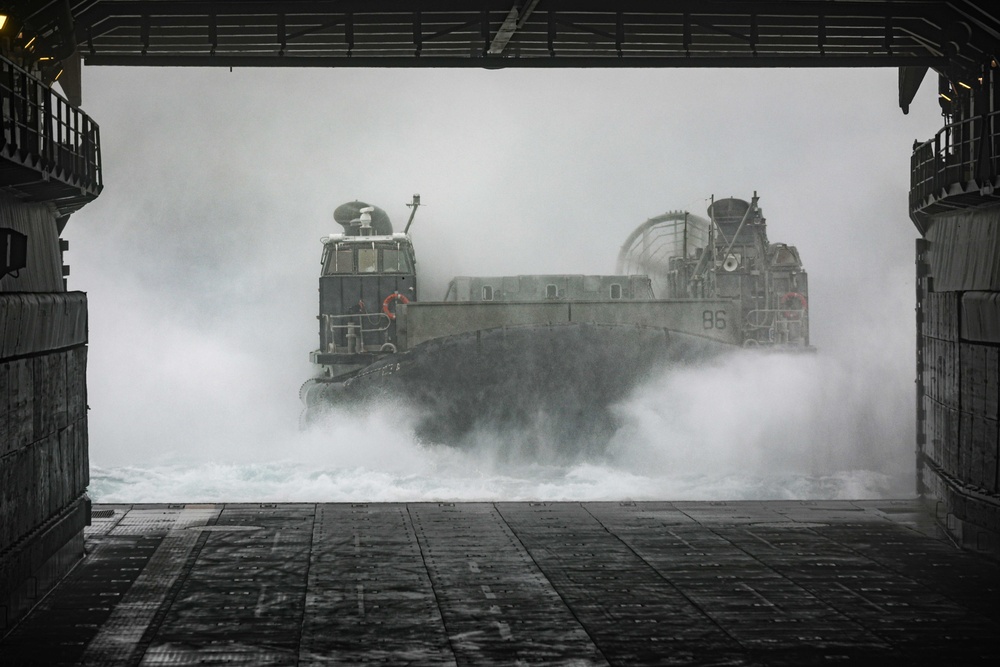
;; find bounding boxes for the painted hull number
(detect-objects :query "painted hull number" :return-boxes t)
[702,310,727,330]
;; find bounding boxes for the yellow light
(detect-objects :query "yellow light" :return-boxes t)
[38,55,52,61]
[53,69,63,81]
[940,92,953,102]
[958,80,972,89]
[0,15,7,31]
[25,36,36,48]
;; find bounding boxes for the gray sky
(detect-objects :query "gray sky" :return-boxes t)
[66,65,943,466]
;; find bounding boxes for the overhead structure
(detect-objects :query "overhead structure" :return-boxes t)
[1,1,997,78]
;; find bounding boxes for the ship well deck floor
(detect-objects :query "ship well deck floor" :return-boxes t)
[2,500,998,665]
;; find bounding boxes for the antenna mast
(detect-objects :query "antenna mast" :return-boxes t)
[404,194,421,234]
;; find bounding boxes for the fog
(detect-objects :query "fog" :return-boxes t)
[65,66,943,502]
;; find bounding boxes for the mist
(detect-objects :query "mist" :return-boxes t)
[67,66,941,502]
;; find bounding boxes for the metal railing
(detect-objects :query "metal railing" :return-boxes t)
[743,308,809,346]
[910,109,1000,214]
[321,312,394,355]
[1,55,103,209]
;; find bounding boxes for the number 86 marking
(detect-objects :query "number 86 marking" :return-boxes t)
[702,310,727,330]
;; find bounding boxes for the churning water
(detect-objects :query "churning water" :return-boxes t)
[88,348,915,503]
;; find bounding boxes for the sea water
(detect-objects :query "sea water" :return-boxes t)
[88,349,915,503]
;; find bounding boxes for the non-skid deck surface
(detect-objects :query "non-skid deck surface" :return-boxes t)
[2,500,998,665]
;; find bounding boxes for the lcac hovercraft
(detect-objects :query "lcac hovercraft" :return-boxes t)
[301,193,810,452]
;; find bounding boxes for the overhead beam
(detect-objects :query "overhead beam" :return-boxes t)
[83,53,948,69]
[488,0,540,56]
[4,1,984,79]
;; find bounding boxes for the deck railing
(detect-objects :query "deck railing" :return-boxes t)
[910,109,1000,215]
[743,308,809,346]
[321,312,394,355]
[0,56,102,211]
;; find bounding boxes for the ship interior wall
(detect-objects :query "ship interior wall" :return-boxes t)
[0,193,90,631]
[917,203,1000,557]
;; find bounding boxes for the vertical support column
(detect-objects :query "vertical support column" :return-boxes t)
[915,238,929,496]
[916,204,1000,558]
[0,195,90,631]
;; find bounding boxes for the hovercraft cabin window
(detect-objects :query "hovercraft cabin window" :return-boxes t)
[610,283,622,299]
[324,248,355,274]
[358,248,378,273]
[482,285,494,301]
[381,247,413,273]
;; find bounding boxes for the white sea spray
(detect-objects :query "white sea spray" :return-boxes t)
[89,346,913,503]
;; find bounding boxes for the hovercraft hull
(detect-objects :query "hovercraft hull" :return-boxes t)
[302,322,732,455]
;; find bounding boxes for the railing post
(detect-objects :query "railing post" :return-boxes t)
[92,123,102,188]
[964,116,971,184]
[79,116,88,184]
[53,92,62,175]
[993,111,999,185]
[16,69,26,155]
[38,77,49,168]
[933,132,941,196]
[0,61,8,152]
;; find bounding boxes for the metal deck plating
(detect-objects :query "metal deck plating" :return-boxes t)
[2,500,998,665]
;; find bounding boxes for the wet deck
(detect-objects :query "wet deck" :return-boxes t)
[2,500,998,665]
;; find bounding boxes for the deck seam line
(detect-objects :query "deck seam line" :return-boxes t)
[583,502,750,652]
[798,519,1000,630]
[491,502,612,666]
[88,503,133,537]
[799,520,979,646]
[405,503,461,664]
[293,504,318,666]
[846,499,957,546]
[676,506,893,648]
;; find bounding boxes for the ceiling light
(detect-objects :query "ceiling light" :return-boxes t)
[939,92,953,102]
[0,15,8,31]
[958,80,972,89]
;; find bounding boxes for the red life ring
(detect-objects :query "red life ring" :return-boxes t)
[780,292,807,319]
[382,292,410,320]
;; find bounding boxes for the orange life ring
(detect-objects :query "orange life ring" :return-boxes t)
[780,292,807,319]
[382,292,410,320]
